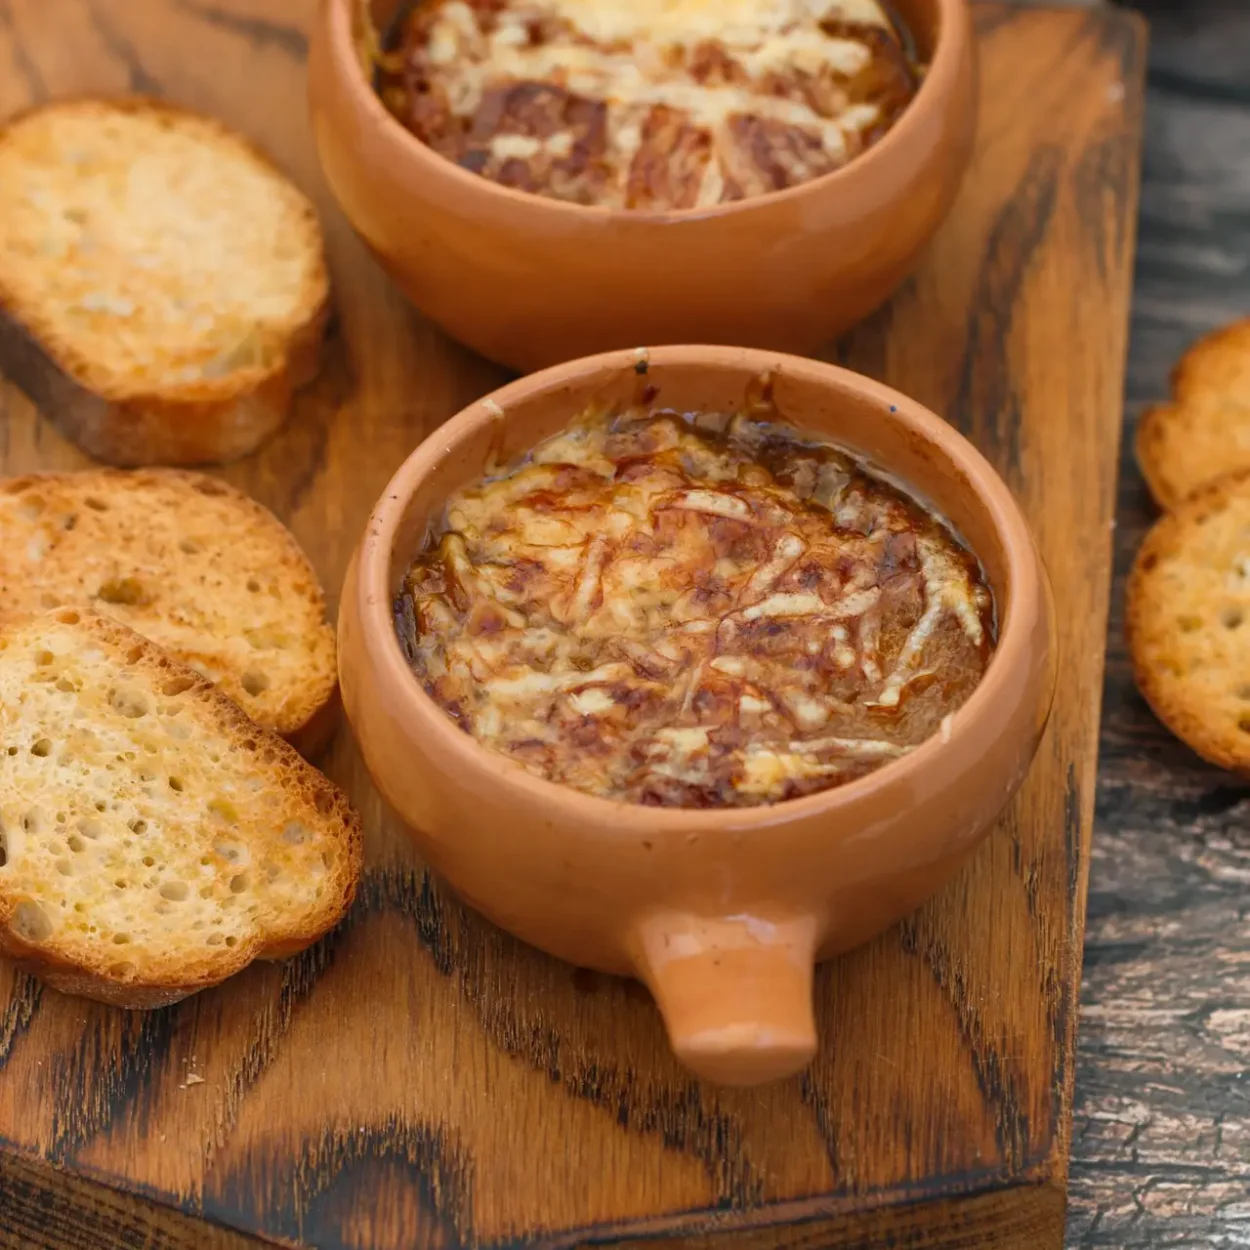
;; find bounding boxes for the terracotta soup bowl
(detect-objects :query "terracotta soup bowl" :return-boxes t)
[309,0,977,372]
[337,347,1055,1087]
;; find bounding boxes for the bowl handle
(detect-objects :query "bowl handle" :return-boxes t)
[629,910,819,1087]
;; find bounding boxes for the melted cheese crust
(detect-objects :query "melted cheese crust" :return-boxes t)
[398,405,994,808]
[378,0,919,210]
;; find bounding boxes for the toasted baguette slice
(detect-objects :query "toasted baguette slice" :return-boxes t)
[0,97,329,466]
[1135,319,1250,510]
[1126,468,1250,774]
[0,609,362,1008]
[0,468,337,753]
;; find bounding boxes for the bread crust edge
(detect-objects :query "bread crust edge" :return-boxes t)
[1133,318,1250,512]
[0,609,363,1008]
[1125,468,1250,775]
[0,466,340,745]
[0,95,330,467]
[0,296,329,468]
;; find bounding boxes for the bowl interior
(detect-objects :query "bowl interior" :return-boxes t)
[358,0,946,42]
[380,351,1018,643]
[355,0,946,65]
[894,0,943,62]
[349,0,949,146]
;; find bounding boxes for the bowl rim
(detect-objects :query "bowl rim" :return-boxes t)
[322,0,971,225]
[350,344,1045,833]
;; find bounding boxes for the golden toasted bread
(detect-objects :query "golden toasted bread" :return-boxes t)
[1126,468,1250,773]
[1135,319,1250,510]
[0,97,329,466]
[0,469,337,753]
[0,609,361,1008]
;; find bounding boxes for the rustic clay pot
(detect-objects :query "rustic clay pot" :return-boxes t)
[337,346,1056,1087]
[308,0,977,372]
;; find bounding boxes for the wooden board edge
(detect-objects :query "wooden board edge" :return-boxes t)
[0,1143,1063,1250]
[0,1144,284,1250]
[0,6,1151,1250]
[534,1172,1065,1249]
[1043,0,1149,1188]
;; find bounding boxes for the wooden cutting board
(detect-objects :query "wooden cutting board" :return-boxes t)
[0,4,1145,1248]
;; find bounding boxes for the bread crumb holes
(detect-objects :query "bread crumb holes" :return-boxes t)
[109,688,149,718]
[241,669,269,696]
[13,900,52,942]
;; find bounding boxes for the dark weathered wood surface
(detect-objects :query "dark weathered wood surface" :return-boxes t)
[0,3,1145,1248]
[1067,2,1250,1246]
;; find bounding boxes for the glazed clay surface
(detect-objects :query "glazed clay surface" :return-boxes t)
[338,347,1055,1086]
[308,0,977,371]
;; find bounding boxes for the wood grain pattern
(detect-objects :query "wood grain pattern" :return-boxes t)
[0,4,1144,1247]
[1067,2,1250,1245]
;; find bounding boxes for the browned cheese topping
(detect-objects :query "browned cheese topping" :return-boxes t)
[377,0,921,211]
[397,402,994,808]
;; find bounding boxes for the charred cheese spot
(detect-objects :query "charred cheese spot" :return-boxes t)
[378,0,921,210]
[397,405,994,808]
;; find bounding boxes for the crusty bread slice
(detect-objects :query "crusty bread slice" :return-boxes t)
[1135,319,1250,510]
[0,97,329,466]
[1126,468,1250,774]
[0,469,337,753]
[0,608,361,1008]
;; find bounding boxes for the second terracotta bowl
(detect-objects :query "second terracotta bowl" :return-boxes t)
[337,346,1055,1087]
[308,0,978,372]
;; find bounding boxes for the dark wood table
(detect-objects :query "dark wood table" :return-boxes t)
[1068,2,1250,1245]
